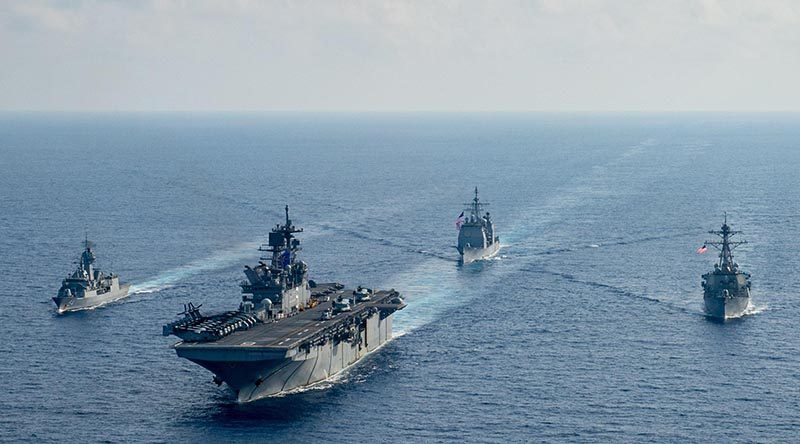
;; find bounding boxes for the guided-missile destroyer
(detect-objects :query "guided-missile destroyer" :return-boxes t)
[456,187,499,263]
[163,207,406,402]
[700,215,752,319]
[53,238,130,313]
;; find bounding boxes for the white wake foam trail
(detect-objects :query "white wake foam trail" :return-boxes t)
[383,258,465,335]
[129,242,260,295]
[743,302,768,317]
[383,140,659,334]
[503,138,655,250]
[128,226,335,296]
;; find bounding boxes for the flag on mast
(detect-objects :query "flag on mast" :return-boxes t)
[281,249,292,267]
[455,211,465,230]
[696,244,708,254]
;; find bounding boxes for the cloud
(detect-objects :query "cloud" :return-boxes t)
[1,0,799,110]
[2,1,86,32]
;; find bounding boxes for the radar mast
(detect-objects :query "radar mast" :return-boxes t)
[463,186,490,218]
[703,212,747,272]
[260,205,303,269]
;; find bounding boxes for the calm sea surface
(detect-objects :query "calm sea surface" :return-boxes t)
[1,113,799,443]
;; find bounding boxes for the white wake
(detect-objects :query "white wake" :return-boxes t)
[129,242,259,295]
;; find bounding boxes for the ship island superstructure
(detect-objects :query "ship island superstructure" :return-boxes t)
[701,214,752,319]
[53,238,130,313]
[163,206,406,402]
[457,187,500,263]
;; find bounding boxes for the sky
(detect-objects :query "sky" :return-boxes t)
[1,0,799,112]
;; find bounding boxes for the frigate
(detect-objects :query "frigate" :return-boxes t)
[53,238,130,313]
[456,187,500,263]
[162,206,406,402]
[700,214,752,319]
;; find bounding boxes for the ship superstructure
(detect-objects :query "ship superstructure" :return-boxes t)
[701,214,752,319]
[163,207,406,401]
[53,238,130,313]
[456,187,500,263]
[240,205,311,319]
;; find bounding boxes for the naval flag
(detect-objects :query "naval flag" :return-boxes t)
[455,211,465,230]
[696,244,708,254]
[281,249,292,267]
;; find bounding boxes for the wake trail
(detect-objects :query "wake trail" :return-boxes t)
[744,303,768,316]
[535,229,700,257]
[150,168,458,265]
[723,302,769,320]
[524,265,700,317]
[502,139,660,248]
[383,139,662,334]
[316,223,457,263]
[384,258,468,335]
[128,242,260,296]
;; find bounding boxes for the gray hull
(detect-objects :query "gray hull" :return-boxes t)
[460,242,500,264]
[704,295,749,319]
[177,311,395,402]
[53,283,131,313]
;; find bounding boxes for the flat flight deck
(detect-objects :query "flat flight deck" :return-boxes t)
[175,284,400,351]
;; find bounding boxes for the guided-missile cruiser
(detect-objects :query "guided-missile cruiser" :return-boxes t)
[456,187,500,263]
[163,207,406,402]
[53,238,130,313]
[700,215,752,319]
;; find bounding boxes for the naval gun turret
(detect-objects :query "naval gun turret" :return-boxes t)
[700,214,752,319]
[456,187,500,263]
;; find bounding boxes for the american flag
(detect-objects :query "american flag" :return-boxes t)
[455,211,465,230]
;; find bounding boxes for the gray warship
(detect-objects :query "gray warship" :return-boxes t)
[163,207,406,402]
[701,215,752,319]
[456,187,500,263]
[53,238,130,313]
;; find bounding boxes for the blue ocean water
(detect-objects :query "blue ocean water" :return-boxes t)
[1,113,799,443]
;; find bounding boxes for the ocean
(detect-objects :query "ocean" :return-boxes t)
[1,112,799,443]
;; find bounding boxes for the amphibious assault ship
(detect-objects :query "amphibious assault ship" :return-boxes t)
[53,238,130,313]
[163,207,406,402]
[456,187,499,263]
[700,215,752,319]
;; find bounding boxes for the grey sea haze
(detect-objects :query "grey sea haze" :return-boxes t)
[1,112,799,443]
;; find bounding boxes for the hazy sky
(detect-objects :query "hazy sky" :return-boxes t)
[1,0,799,111]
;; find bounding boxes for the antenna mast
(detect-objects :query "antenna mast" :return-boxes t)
[463,186,489,218]
[704,213,746,271]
